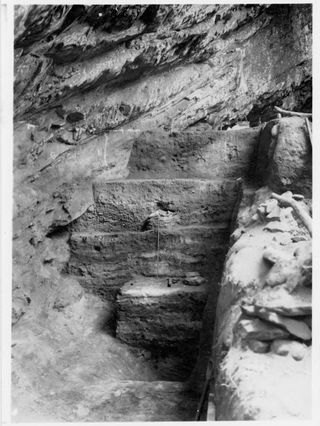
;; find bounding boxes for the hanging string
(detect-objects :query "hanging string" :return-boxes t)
[156,213,160,279]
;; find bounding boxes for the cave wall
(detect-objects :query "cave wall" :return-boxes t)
[14,4,311,136]
[12,4,312,422]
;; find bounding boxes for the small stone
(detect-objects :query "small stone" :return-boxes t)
[255,295,311,317]
[231,227,245,243]
[303,316,312,329]
[266,204,281,222]
[246,306,312,340]
[271,124,279,137]
[291,342,307,361]
[286,316,309,339]
[257,206,266,220]
[182,274,205,286]
[235,318,290,341]
[293,194,304,201]
[247,339,270,353]
[265,199,278,214]
[251,213,259,222]
[271,339,307,360]
[271,339,290,356]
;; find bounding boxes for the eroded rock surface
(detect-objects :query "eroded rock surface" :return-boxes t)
[12,4,312,423]
[210,149,312,420]
[15,4,311,134]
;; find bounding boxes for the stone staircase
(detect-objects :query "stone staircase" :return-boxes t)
[66,128,259,420]
[68,178,238,298]
[67,176,238,384]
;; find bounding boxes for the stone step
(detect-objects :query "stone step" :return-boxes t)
[70,178,239,232]
[117,277,207,348]
[127,128,260,180]
[81,380,198,421]
[116,277,207,381]
[68,225,229,299]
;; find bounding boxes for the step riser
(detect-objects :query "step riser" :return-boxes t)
[71,179,238,232]
[69,247,226,299]
[68,227,228,298]
[116,278,207,380]
[69,227,230,258]
[127,129,259,180]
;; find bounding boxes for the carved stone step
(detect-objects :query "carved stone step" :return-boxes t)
[68,225,229,299]
[70,178,239,232]
[116,277,207,380]
[127,128,260,180]
[117,276,207,348]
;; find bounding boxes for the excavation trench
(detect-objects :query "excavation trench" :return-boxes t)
[12,120,312,422]
[57,128,260,420]
[11,127,261,422]
[12,4,312,421]
[65,183,237,419]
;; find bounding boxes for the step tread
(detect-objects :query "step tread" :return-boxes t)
[119,276,206,298]
[70,222,230,238]
[93,177,237,184]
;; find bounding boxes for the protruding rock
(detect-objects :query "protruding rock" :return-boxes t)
[262,246,290,265]
[241,305,311,340]
[235,318,290,341]
[253,286,312,317]
[182,272,206,286]
[247,339,270,353]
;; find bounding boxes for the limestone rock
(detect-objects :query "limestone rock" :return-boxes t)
[14,5,311,132]
[256,117,312,197]
[182,272,206,287]
[253,286,312,317]
[235,318,290,341]
[264,242,312,291]
[262,246,291,265]
[247,339,270,354]
[241,305,311,340]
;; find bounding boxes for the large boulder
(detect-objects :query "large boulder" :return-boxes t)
[256,117,312,196]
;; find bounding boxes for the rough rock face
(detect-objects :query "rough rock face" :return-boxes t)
[14,4,311,136]
[12,4,312,423]
[209,119,312,420]
[256,117,312,196]
[116,278,207,380]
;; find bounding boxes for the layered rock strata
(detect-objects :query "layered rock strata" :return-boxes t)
[14,4,311,134]
[12,4,312,422]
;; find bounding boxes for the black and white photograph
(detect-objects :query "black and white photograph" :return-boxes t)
[1,0,318,423]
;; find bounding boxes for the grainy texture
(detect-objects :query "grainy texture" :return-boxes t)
[14,4,311,132]
[12,4,312,422]
[256,117,312,196]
